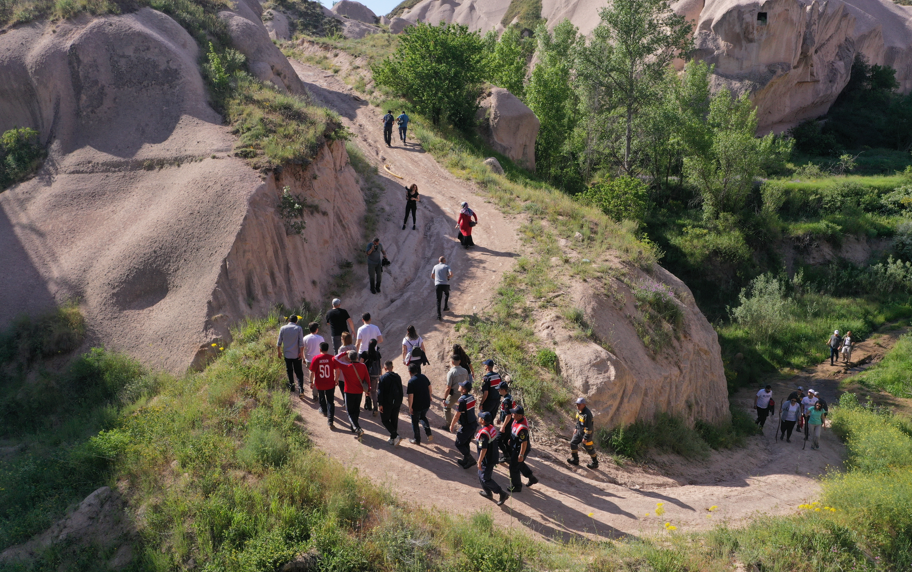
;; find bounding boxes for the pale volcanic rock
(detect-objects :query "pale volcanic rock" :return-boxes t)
[331,0,378,23]
[341,19,383,39]
[264,8,291,40]
[477,87,539,171]
[389,16,415,33]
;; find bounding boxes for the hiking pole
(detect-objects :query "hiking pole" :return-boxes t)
[384,164,404,179]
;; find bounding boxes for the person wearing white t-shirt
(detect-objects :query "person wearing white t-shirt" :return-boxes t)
[356,312,383,352]
[780,397,802,442]
[841,331,854,363]
[302,322,325,402]
[754,385,773,429]
[801,390,819,441]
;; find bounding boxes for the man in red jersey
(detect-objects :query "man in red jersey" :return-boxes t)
[334,349,368,439]
[309,342,337,428]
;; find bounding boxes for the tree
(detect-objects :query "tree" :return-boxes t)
[373,22,487,129]
[525,20,581,188]
[574,0,691,174]
[578,175,649,224]
[486,26,527,98]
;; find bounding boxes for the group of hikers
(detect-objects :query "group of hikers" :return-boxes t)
[754,385,829,450]
[276,300,600,503]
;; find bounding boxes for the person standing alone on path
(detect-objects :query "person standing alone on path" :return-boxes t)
[807,401,827,450]
[382,110,394,147]
[755,385,773,430]
[841,331,854,363]
[476,412,510,506]
[397,111,409,144]
[403,184,419,230]
[366,238,387,294]
[356,313,383,353]
[302,322,324,402]
[567,397,598,469]
[277,315,305,394]
[406,363,433,445]
[431,256,452,320]
[377,361,403,446]
[309,342,337,427]
[450,380,478,469]
[827,330,842,366]
[456,202,478,249]
[325,299,355,354]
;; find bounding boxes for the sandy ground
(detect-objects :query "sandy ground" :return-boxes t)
[284,60,902,540]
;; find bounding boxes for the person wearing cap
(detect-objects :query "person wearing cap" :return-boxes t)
[456,201,478,249]
[801,389,819,441]
[450,380,478,468]
[786,386,804,403]
[475,411,510,506]
[495,382,515,464]
[325,299,355,354]
[443,354,468,429]
[505,405,538,491]
[754,385,773,430]
[567,397,599,469]
[827,330,843,366]
[277,315,305,394]
[479,359,501,417]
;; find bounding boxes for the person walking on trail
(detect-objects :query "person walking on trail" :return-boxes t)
[356,313,383,352]
[406,362,433,445]
[277,315,305,394]
[362,339,382,417]
[755,385,773,429]
[780,396,801,442]
[841,331,854,363]
[326,299,355,354]
[309,342,337,427]
[403,184,419,230]
[827,330,843,366]
[456,202,478,249]
[495,382,515,464]
[396,111,409,144]
[401,325,428,374]
[567,397,599,469]
[377,361,403,446]
[336,332,356,394]
[431,256,452,320]
[505,405,538,492]
[450,380,479,469]
[382,110,395,147]
[807,401,827,450]
[443,354,468,430]
[302,322,325,402]
[476,412,510,506]
[802,389,819,441]
[452,344,475,381]
[335,350,369,439]
[786,386,805,404]
[366,238,388,294]
[479,359,501,417]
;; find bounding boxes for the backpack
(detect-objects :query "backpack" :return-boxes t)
[405,338,429,365]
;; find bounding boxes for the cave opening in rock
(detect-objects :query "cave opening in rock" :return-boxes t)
[757,12,768,24]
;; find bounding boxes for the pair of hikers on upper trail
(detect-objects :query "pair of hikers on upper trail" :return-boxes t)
[382,110,409,147]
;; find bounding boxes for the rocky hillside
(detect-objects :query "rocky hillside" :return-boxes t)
[393,0,912,132]
[0,6,366,373]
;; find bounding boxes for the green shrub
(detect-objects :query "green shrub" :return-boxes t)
[578,176,650,224]
[820,180,881,213]
[893,220,912,260]
[238,427,290,468]
[0,302,85,366]
[0,127,44,189]
[533,348,558,370]
[600,413,711,460]
[852,333,912,397]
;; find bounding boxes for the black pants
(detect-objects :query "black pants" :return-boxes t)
[830,346,839,365]
[494,434,511,463]
[345,392,362,431]
[318,387,335,423]
[479,461,504,495]
[410,407,431,443]
[756,407,770,428]
[368,263,382,292]
[284,357,304,391]
[455,424,477,462]
[331,335,342,354]
[398,124,407,142]
[404,201,417,227]
[380,403,401,438]
[436,284,450,318]
[509,452,534,490]
[780,419,796,440]
[458,231,474,248]
[383,125,392,146]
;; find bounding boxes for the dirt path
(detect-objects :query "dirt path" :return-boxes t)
[286,60,866,540]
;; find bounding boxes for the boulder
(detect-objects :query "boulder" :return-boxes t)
[331,0,377,24]
[476,87,539,171]
[483,157,504,174]
[379,15,390,25]
[341,19,382,39]
[389,16,415,34]
[218,0,304,93]
[263,9,291,41]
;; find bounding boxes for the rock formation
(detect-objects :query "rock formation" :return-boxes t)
[340,18,383,39]
[331,0,378,24]
[483,157,505,174]
[264,8,291,41]
[476,87,539,171]
[0,7,365,374]
[389,16,415,34]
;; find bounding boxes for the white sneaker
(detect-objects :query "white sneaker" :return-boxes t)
[394,436,402,447]
[386,438,394,445]
[409,438,419,445]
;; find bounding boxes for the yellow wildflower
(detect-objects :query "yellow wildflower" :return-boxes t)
[211,343,218,347]
[588,513,594,517]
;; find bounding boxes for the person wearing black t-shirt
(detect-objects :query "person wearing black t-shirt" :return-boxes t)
[325,298,355,354]
[479,359,501,416]
[406,362,433,445]
[377,361,403,446]
[403,184,419,230]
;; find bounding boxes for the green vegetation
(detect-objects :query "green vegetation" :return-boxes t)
[0,127,44,190]
[499,0,542,31]
[373,23,488,128]
[263,0,340,37]
[388,0,420,18]
[578,175,649,224]
[853,333,912,397]
[483,25,530,98]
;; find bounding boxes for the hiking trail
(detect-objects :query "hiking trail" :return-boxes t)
[284,59,894,540]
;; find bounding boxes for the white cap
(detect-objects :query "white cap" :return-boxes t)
[332,298,341,307]
[834,330,840,335]
[808,389,816,394]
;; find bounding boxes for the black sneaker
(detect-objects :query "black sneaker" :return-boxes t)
[567,457,580,466]
[511,486,522,493]
[527,476,539,487]
[443,306,449,312]
[370,289,376,294]
[376,287,381,293]
[437,315,442,320]
[412,225,416,230]
[402,224,406,230]
[497,492,510,506]
[587,460,599,469]
[479,490,494,500]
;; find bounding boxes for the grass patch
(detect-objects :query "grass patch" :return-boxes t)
[500,0,543,30]
[0,127,45,190]
[853,333,912,397]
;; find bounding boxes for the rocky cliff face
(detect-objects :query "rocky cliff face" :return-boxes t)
[0,6,366,373]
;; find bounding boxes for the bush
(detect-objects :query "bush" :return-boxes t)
[893,220,912,260]
[0,302,85,366]
[532,348,558,370]
[0,127,44,189]
[819,180,881,213]
[238,427,290,468]
[600,413,711,460]
[577,176,650,224]
[853,333,912,397]
[728,273,797,345]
